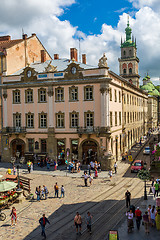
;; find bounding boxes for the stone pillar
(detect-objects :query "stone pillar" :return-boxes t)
[47,127,56,159]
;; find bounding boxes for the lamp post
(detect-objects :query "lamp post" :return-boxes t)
[138,169,150,200]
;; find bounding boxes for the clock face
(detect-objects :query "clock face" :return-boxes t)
[27,70,32,78]
[71,67,77,75]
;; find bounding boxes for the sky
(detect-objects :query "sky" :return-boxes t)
[1,0,160,84]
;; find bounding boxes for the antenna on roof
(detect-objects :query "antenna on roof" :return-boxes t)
[79,38,81,63]
[22,28,24,36]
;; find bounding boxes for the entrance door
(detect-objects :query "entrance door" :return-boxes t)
[12,139,25,158]
[82,141,98,164]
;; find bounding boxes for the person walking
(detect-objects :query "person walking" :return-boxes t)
[39,214,50,239]
[126,209,134,233]
[10,207,17,226]
[143,211,150,234]
[89,174,93,186]
[35,187,40,201]
[43,185,49,200]
[27,160,31,173]
[114,162,117,174]
[84,172,88,187]
[54,182,59,198]
[150,205,156,227]
[125,190,131,208]
[60,185,65,198]
[154,181,159,197]
[74,212,82,235]
[109,170,112,180]
[86,211,92,234]
[31,162,33,172]
[135,207,142,230]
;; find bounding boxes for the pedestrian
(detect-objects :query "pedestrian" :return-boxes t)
[39,186,42,199]
[154,181,159,197]
[27,160,31,173]
[114,162,117,174]
[143,211,150,234]
[89,174,93,186]
[150,205,156,227]
[74,212,82,235]
[46,158,50,170]
[126,209,134,233]
[135,207,142,230]
[84,172,88,186]
[54,182,59,198]
[86,211,92,234]
[31,161,33,172]
[39,214,50,239]
[78,161,81,172]
[13,165,16,175]
[54,160,57,171]
[155,207,160,230]
[94,168,98,178]
[41,187,45,199]
[60,185,65,198]
[43,185,49,199]
[125,190,131,208]
[109,169,112,180]
[97,162,101,172]
[35,187,40,201]
[10,206,17,226]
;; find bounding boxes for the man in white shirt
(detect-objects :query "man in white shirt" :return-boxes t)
[84,172,88,186]
[114,162,117,174]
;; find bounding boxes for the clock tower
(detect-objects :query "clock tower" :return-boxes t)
[118,17,140,87]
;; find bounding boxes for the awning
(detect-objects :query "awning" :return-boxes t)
[0,181,17,192]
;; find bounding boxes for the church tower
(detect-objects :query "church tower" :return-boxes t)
[118,16,140,87]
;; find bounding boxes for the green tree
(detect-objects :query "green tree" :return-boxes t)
[137,169,151,200]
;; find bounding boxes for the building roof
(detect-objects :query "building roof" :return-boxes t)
[140,76,160,96]
[0,39,23,52]
[11,58,96,75]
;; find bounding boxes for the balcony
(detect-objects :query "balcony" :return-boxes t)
[77,126,110,136]
[3,127,26,134]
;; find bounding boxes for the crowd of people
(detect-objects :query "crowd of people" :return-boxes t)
[35,185,49,201]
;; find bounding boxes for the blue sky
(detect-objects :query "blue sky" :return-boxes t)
[60,0,133,36]
[1,0,160,83]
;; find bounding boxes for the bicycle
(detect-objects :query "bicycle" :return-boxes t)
[0,210,6,221]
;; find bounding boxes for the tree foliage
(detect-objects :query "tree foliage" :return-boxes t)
[137,169,151,181]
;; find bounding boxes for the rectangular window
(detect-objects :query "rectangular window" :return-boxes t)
[127,112,129,123]
[127,94,129,104]
[109,88,112,101]
[13,90,20,103]
[110,112,112,127]
[26,114,34,128]
[25,89,33,103]
[56,113,65,128]
[28,139,34,152]
[69,87,78,101]
[38,89,46,102]
[39,113,47,128]
[70,112,79,128]
[114,90,117,102]
[119,112,121,125]
[84,86,93,101]
[115,112,117,126]
[124,94,126,104]
[13,114,21,128]
[124,112,126,124]
[85,112,94,127]
[41,139,47,152]
[55,87,64,102]
[119,91,121,103]
[130,112,132,123]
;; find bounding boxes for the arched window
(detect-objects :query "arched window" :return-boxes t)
[123,50,126,56]
[123,69,126,74]
[129,68,132,74]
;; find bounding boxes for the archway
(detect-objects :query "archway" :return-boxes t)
[82,140,98,164]
[11,139,25,158]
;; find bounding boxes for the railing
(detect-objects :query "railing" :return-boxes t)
[3,127,26,133]
[77,126,110,134]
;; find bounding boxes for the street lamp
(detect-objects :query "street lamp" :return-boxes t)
[11,153,25,191]
[137,169,150,200]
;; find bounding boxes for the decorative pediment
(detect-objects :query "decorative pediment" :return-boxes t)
[20,66,37,82]
[64,62,84,79]
[45,61,57,72]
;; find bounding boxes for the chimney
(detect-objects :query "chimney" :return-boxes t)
[54,54,59,60]
[23,34,27,40]
[70,48,78,62]
[0,35,11,41]
[32,33,36,37]
[41,50,46,63]
[82,54,86,64]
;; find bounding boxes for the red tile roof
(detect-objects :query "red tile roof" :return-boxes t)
[0,39,23,51]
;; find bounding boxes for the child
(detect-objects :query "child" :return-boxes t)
[89,174,93,185]
[10,207,17,226]
[60,185,65,198]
